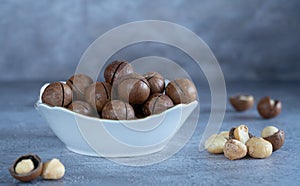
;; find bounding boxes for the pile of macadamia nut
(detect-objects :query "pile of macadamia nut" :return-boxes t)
[205,125,285,160]
[42,60,197,120]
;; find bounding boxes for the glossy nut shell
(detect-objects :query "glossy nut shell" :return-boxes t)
[257,96,282,119]
[104,60,134,85]
[85,82,112,113]
[42,82,72,107]
[165,78,197,104]
[66,74,93,101]
[115,73,150,104]
[143,72,165,94]
[263,130,285,151]
[68,101,96,117]
[143,93,174,116]
[102,100,135,120]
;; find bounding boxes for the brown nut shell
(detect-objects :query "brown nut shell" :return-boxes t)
[115,73,150,104]
[131,104,146,119]
[66,74,93,101]
[68,101,96,117]
[9,154,43,182]
[85,82,112,113]
[229,95,254,112]
[104,60,134,85]
[102,100,135,120]
[257,96,282,119]
[42,82,72,107]
[143,93,174,116]
[143,72,165,94]
[165,78,197,104]
[263,130,285,151]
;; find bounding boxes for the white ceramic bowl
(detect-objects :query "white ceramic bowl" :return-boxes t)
[35,83,198,157]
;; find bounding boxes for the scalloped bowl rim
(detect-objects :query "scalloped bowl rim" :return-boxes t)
[35,82,198,124]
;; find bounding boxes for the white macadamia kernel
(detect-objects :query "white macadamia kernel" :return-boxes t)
[41,158,65,180]
[246,137,273,159]
[270,99,275,106]
[233,125,250,144]
[224,139,247,160]
[218,131,229,138]
[15,159,34,174]
[239,95,254,101]
[205,135,227,154]
[261,126,279,138]
[205,131,229,154]
[204,134,218,149]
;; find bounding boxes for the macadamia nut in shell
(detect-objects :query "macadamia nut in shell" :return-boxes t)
[102,100,135,120]
[104,60,134,85]
[116,73,150,104]
[9,154,43,182]
[165,78,197,104]
[261,126,285,151]
[257,96,282,119]
[143,72,165,94]
[85,82,112,113]
[67,74,93,101]
[229,94,254,112]
[42,82,72,107]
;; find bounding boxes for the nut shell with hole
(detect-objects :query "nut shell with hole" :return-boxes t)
[9,154,43,182]
[229,94,254,111]
[261,126,285,151]
[257,96,282,119]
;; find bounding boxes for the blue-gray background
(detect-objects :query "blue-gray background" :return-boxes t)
[1,0,299,82]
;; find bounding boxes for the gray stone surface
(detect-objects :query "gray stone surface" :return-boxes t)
[1,0,300,82]
[0,81,299,185]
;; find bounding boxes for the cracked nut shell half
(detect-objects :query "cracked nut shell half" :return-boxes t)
[9,154,42,182]
[229,94,254,112]
[263,130,285,151]
[257,96,282,119]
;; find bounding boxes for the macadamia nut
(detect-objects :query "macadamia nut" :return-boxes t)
[233,125,250,144]
[218,131,229,138]
[224,139,247,160]
[205,134,227,154]
[246,137,272,158]
[261,126,279,138]
[42,159,65,180]
[205,131,229,154]
[9,154,43,182]
[229,94,254,111]
[165,78,197,104]
[15,159,34,174]
[257,96,282,119]
[261,126,285,151]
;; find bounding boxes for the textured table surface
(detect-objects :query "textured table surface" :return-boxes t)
[0,81,299,186]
